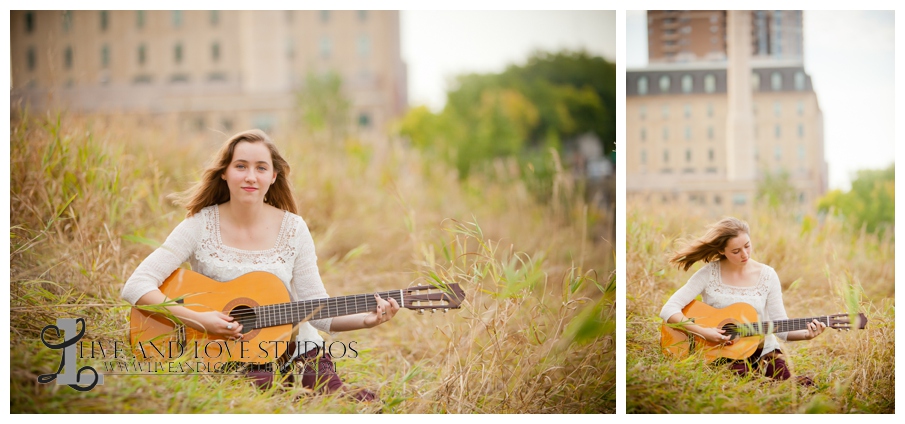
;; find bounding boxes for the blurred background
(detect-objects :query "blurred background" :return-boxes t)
[624,10,894,413]
[10,10,616,413]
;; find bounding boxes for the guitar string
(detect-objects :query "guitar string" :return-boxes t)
[723,316,833,335]
[223,291,454,328]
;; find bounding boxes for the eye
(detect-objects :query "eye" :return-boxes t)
[236,164,246,169]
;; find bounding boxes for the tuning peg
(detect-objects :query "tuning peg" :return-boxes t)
[443,308,449,313]
[431,309,436,314]
[418,309,424,315]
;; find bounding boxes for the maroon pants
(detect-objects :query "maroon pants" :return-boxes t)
[244,346,376,401]
[726,348,791,380]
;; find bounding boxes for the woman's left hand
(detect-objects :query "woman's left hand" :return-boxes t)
[806,319,827,340]
[363,293,400,328]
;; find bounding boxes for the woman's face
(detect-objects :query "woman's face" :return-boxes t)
[221,141,276,205]
[720,232,752,266]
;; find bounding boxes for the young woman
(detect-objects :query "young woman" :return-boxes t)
[121,129,396,400]
[659,217,825,384]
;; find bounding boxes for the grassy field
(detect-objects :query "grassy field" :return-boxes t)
[626,202,894,413]
[9,112,614,413]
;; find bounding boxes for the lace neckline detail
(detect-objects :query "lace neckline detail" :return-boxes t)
[212,204,290,254]
[708,260,770,296]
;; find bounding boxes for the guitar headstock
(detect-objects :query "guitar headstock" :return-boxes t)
[827,313,868,330]
[403,283,466,314]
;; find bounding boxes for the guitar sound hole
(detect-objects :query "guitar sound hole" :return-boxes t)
[229,305,256,335]
[721,323,739,340]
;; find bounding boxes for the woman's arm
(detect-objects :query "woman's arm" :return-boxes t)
[764,267,826,342]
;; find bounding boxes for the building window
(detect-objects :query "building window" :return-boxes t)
[62,11,72,32]
[684,104,691,118]
[664,150,669,163]
[320,10,330,23]
[638,76,648,95]
[708,148,714,161]
[358,112,371,128]
[662,127,669,142]
[714,194,722,205]
[174,43,183,64]
[773,101,781,117]
[751,71,760,91]
[641,128,646,142]
[686,149,692,162]
[64,46,73,70]
[775,124,781,139]
[775,146,782,161]
[172,11,183,28]
[640,105,646,119]
[797,101,804,116]
[771,71,782,91]
[101,44,110,68]
[659,75,671,93]
[100,11,109,31]
[359,10,368,21]
[794,71,805,90]
[210,10,220,26]
[137,11,145,29]
[733,194,747,206]
[681,74,693,93]
[641,150,647,164]
[798,124,804,138]
[798,144,805,161]
[704,74,716,93]
[684,126,691,141]
[212,42,220,62]
[27,47,36,71]
[357,34,371,57]
[706,102,713,118]
[707,126,714,140]
[138,44,146,66]
[319,36,332,59]
[286,38,295,60]
[661,105,669,119]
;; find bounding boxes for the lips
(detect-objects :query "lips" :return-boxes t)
[242,187,257,192]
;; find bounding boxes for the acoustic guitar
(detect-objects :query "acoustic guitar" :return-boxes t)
[130,269,465,367]
[660,300,867,363]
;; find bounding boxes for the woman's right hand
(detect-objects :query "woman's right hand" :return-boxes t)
[185,311,244,340]
[698,327,733,345]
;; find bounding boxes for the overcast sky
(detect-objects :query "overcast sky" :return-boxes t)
[627,10,895,191]
[401,11,616,112]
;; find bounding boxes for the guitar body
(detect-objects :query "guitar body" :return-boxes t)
[129,269,295,366]
[660,300,763,363]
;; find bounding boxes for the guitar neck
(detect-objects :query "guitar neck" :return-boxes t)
[250,290,405,329]
[746,316,830,335]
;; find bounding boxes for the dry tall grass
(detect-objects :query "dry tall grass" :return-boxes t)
[626,201,894,413]
[9,112,614,413]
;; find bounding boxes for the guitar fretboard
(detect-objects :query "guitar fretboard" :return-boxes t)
[232,290,405,330]
[728,316,830,336]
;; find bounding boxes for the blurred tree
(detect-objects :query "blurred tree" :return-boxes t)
[818,164,894,237]
[397,49,615,181]
[756,169,797,209]
[295,71,350,142]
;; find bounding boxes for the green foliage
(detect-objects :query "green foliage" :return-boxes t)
[817,164,894,237]
[756,169,797,209]
[294,71,351,141]
[397,50,615,181]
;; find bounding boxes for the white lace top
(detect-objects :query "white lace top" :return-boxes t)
[659,260,789,357]
[121,205,332,345]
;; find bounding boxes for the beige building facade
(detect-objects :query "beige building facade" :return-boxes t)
[10,10,407,138]
[626,62,827,210]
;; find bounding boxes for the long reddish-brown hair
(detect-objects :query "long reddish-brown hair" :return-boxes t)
[170,129,298,216]
[669,217,750,271]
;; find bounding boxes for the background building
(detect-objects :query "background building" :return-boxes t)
[10,10,408,138]
[627,10,826,211]
[647,10,804,64]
